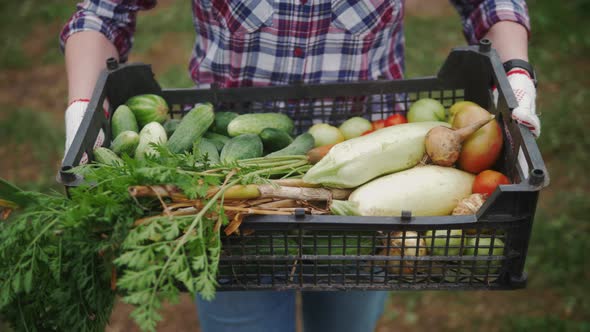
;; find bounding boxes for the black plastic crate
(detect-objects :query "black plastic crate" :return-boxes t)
[59,42,549,291]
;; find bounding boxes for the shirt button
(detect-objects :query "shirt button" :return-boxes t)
[293,47,304,58]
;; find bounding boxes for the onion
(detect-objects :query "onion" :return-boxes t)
[424,229,464,256]
[453,193,488,234]
[425,116,494,166]
[379,231,427,274]
[338,117,373,140]
[308,124,345,147]
[452,193,486,215]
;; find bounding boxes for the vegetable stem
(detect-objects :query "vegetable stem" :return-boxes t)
[455,115,495,140]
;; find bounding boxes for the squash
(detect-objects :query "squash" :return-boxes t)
[331,165,474,217]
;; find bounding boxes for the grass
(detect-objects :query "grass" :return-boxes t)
[525,3,590,312]
[0,1,74,69]
[404,11,464,77]
[158,64,195,89]
[0,107,65,192]
[502,316,590,332]
[133,1,194,54]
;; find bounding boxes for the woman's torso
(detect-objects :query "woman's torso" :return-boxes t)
[189,0,405,87]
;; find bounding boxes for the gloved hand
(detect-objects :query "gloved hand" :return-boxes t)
[494,68,541,137]
[65,99,105,164]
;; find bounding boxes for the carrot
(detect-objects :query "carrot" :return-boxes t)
[306,144,336,164]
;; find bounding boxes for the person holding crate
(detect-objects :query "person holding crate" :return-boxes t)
[60,1,540,331]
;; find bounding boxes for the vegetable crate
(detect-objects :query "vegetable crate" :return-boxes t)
[60,41,548,291]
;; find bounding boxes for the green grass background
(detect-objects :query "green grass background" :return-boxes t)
[0,0,589,331]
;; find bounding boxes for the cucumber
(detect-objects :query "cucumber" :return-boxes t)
[266,133,315,157]
[212,111,238,136]
[193,138,220,165]
[166,103,215,153]
[163,118,181,137]
[259,128,293,152]
[227,113,294,137]
[126,94,169,127]
[204,132,231,152]
[220,134,263,163]
[110,131,140,156]
[135,122,168,160]
[111,105,139,138]
[93,147,123,166]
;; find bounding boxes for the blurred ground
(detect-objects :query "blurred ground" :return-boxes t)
[1,0,589,331]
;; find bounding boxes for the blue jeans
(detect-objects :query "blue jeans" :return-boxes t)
[196,291,388,332]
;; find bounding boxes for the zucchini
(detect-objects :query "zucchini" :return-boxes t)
[93,147,123,166]
[259,128,293,152]
[220,134,263,163]
[212,111,238,136]
[204,132,230,152]
[110,131,140,156]
[227,113,294,137]
[135,122,168,160]
[265,133,315,157]
[166,103,215,153]
[193,138,220,165]
[111,105,138,138]
[331,165,474,216]
[303,121,449,188]
[126,94,169,127]
[163,118,181,137]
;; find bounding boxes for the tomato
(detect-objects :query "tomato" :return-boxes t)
[372,119,386,130]
[385,114,408,127]
[361,129,375,136]
[472,170,511,197]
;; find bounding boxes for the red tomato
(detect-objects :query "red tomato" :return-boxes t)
[472,170,511,197]
[385,114,408,127]
[372,119,386,130]
[361,129,375,136]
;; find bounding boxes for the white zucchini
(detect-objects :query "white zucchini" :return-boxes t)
[331,165,475,217]
[303,121,449,188]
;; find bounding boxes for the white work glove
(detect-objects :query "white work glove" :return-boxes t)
[493,68,541,137]
[65,99,105,164]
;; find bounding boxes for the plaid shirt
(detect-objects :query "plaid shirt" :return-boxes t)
[60,0,530,88]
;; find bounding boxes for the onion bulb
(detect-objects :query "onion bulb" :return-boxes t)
[379,231,427,274]
[452,193,486,215]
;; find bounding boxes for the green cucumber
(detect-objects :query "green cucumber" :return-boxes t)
[212,111,239,136]
[110,131,140,156]
[204,132,231,152]
[111,105,139,138]
[227,113,294,137]
[220,134,263,163]
[163,118,181,137]
[135,122,168,160]
[193,138,220,165]
[166,103,215,153]
[259,128,293,152]
[93,147,123,166]
[126,94,169,127]
[266,133,315,157]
